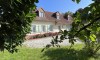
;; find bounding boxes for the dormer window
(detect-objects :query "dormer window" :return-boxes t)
[39,11,44,17]
[68,15,72,20]
[38,8,45,17]
[57,15,59,19]
[56,12,60,20]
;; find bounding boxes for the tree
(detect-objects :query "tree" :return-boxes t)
[0,0,38,53]
[44,0,100,56]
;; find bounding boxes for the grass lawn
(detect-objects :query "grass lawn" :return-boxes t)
[0,44,100,60]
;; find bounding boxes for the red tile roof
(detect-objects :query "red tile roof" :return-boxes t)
[35,8,72,25]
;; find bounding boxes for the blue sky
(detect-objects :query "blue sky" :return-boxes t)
[36,0,93,13]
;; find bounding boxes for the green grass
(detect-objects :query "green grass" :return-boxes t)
[0,44,100,60]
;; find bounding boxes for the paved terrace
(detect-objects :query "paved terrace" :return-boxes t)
[23,36,82,48]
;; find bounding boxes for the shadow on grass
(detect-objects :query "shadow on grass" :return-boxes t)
[42,48,99,60]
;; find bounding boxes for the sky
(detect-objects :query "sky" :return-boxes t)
[36,0,93,13]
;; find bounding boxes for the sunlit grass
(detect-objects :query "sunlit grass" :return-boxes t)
[0,44,99,60]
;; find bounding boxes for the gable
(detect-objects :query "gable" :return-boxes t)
[38,8,45,12]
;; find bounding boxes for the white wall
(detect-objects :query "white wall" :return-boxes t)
[53,24,72,32]
[30,21,72,34]
[53,25,59,32]
[31,21,54,33]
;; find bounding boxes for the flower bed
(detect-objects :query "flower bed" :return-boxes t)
[25,32,59,40]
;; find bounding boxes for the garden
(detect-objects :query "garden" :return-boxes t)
[0,0,100,60]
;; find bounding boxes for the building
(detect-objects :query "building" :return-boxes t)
[26,8,73,39]
[30,8,72,35]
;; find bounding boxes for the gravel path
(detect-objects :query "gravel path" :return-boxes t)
[23,36,82,48]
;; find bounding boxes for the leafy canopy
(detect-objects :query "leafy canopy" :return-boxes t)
[0,0,38,53]
[43,0,100,56]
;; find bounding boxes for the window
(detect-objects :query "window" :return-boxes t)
[66,25,71,31]
[37,25,40,32]
[32,25,36,32]
[56,12,60,19]
[42,25,46,32]
[57,15,59,19]
[41,12,44,17]
[48,25,53,31]
[68,15,72,20]
[39,11,44,17]
[58,26,61,30]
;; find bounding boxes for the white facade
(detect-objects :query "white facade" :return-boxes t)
[29,8,72,34]
[30,21,71,34]
[31,21,54,33]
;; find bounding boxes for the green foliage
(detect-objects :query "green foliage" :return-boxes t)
[69,0,100,56]
[89,34,96,42]
[0,0,38,53]
[44,0,100,56]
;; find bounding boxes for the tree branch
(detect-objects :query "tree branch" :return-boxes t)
[74,16,100,36]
